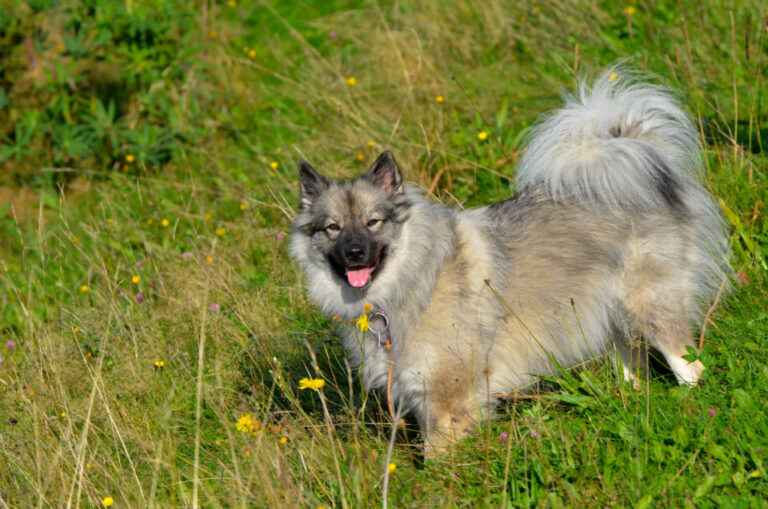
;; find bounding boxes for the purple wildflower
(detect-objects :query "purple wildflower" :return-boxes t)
[499,432,509,443]
[6,340,16,351]
[530,429,540,439]
[277,232,285,243]
[135,292,144,303]
[182,251,193,259]
[209,302,221,313]
[708,408,716,417]
[329,30,338,39]
[136,260,144,269]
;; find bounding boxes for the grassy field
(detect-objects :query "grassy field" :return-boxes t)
[1,0,767,507]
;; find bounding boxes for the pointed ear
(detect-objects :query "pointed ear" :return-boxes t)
[298,161,329,209]
[364,151,404,197]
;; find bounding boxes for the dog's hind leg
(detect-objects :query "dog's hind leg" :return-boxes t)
[611,332,649,388]
[621,290,705,386]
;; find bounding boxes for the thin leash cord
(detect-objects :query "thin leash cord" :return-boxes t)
[385,339,395,421]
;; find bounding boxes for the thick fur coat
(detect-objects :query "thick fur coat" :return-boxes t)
[290,70,730,450]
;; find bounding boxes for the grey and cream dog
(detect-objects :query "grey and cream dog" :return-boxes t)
[290,70,730,450]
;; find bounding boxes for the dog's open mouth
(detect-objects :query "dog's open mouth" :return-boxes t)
[345,265,377,288]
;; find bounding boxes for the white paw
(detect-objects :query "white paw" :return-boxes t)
[668,357,705,386]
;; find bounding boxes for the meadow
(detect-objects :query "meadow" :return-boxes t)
[0,0,767,507]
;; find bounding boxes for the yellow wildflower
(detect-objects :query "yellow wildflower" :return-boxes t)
[357,153,365,161]
[533,6,541,13]
[240,202,247,211]
[61,412,66,417]
[609,72,618,82]
[72,236,79,243]
[243,45,249,53]
[520,15,526,23]
[298,377,325,391]
[131,275,140,284]
[364,302,372,314]
[435,95,444,103]
[346,77,357,86]
[356,314,370,332]
[125,154,135,163]
[102,497,114,507]
[161,219,169,227]
[368,140,375,147]
[270,161,279,170]
[388,462,396,473]
[279,436,287,444]
[206,255,213,263]
[625,6,636,15]
[154,360,165,368]
[478,131,488,141]
[80,285,89,293]
[205,213,212,220]
[228,0,236,6]
[147,218,153,225]
[208,30,217,39]
[86,462,91,468]
[244,449,251,456]
[216,228,227,236]
[249,49,256,58]
[236,413,260,434]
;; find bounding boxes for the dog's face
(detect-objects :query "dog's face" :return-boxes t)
[293,151,407,290]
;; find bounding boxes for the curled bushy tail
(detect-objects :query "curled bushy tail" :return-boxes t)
[516,68,702,208]
[517,68,731,316]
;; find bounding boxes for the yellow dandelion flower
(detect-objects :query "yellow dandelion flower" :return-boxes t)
[161,219,169,227]
[205,213,212,220]
[270,161,279,170]
[209,30,217,39]
[228,0,236,6]
[388,462,396,473]
[236,413,260,434]
[533,6,541,13]
[72,236,79,243]
[243,46,249,53]
[80,285,89,293]
[61,412,66,417]
[74,327,79,334]
[216,227,227,236]
[346,77,357,86]
[357,153,365,161]
[298,377,325,391]
[87,352,92,357]
[147,218,153,225]
[478,131,488,141]
[520,15,526,23]
[131,275,140,284]
[364,302,372,314]
[368,140,375,147]
[625,6,636,15]
[609,72,618,82]
[154,360,165,368]
[356,314,370,332]
[244,449,251,456]
[249,49,256,58]
[55,43,65,52]
[102,497,114,507]
[125,154,135,163]
[86,462,91,468]
[206,255,213,263]
[435,95,444,103]
[240,202,247,211]
[279,436,287,444]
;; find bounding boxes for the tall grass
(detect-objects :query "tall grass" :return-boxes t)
[0,0,766,507]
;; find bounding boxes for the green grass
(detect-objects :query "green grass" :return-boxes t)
[1,0,767,507]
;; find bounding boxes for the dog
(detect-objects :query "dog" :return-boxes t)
[290,70,730,451]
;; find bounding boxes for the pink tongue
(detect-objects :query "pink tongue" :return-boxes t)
[346,267,373,288]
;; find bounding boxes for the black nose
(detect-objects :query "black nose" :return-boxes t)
[345,243,366,263]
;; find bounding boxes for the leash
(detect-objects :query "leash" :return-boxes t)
[369,310,396,421]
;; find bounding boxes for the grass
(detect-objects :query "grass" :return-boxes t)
[1,0,767,507]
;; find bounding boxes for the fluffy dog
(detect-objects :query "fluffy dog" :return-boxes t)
[290,70,730,450]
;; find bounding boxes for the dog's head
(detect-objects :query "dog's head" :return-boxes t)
[292,151,408,290]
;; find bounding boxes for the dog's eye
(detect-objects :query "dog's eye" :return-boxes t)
[326,223,340,232]
[366,219,381,227]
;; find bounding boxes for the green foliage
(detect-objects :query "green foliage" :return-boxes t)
[0,0,767,507]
